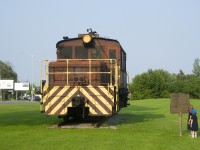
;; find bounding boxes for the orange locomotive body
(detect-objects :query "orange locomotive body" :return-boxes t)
[40,30,129,120]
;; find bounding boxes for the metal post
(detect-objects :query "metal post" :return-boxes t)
[31,55,34,101]
[20,52,35,101]
[179,112,182,136]
[16,91,17,100]
[0,89,2,101]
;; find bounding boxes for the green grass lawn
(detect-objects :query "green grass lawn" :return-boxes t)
[0,99,199,150]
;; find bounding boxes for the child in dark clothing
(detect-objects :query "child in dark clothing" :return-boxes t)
[190,109,198,138]
[187,105,193,131]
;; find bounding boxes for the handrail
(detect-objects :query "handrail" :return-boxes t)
[40,59,118,86]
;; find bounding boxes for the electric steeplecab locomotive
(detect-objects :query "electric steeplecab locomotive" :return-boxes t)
[40,29,129,121]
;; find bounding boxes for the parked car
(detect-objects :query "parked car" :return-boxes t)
[23,96,31,100]
[34,95,41,101]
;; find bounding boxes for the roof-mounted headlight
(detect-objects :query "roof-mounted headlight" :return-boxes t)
[82,34,92,44]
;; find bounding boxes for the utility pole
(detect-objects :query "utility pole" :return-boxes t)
[31,55,35,101]
[20,52,36,101]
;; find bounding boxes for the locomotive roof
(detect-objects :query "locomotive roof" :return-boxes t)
[56,37,121,48]
[56,35,126,55]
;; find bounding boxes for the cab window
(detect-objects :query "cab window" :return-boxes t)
[109,49,116,59]
[75,46,88,59]
[91,46,103,59]
[57,46,72,59]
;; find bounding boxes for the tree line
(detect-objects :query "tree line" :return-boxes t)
[129,58,200,100]
[1,58,200,100]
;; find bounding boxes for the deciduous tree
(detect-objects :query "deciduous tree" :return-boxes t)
[130,69,173,100]
[0,60,17,81]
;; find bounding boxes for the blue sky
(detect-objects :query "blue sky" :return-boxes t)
[0,0,200,85]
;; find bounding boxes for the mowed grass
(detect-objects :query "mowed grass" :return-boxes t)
[0,99,199,150]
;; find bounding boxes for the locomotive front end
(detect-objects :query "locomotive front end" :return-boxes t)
[40,30,128,121]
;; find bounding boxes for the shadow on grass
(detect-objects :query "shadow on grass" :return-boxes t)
[117,113,165,125]
[0,103,165,127]
[0,110,59,126]
[117,105,166,125]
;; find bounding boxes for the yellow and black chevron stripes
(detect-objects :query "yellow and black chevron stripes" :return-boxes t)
[83,87,111,115]
[42,85,115,116]
[44,86,76,115]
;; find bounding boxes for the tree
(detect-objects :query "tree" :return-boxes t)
[168,74,200,99]
[0,61,17,81]
[192,58,200,77]
[129,73,152,100]
[177,69,185,80]
[130,69,174,100]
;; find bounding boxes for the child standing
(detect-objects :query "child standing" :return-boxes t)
[187,105,193,131]
[190,109,198,138]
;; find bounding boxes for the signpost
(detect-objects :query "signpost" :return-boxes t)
[14,82,29,100]
[14,82,29,91]
[170,93,190,136]
[0,80,14,89]
[0,80,14,101]
[0,81,30,101]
